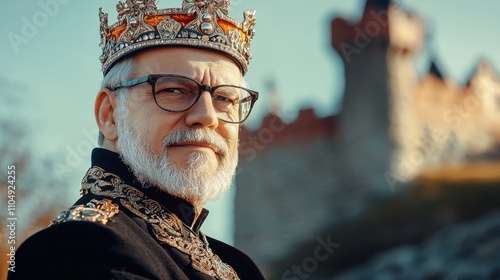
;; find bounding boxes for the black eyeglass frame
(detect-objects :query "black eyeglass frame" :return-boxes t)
[110,74,259,124]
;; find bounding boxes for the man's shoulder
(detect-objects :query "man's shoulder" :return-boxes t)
[15,213,132,264]
[10,211,167,279]
[21,196,157,253]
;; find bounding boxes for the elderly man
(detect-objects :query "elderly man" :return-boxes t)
[9,0,264,279]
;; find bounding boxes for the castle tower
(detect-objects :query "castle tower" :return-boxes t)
[392,55,500,176]
[454,60,500,158]
[332,0,424,190]
[413,60,461,168]
[384,3,426,183]
[465,60,500,148]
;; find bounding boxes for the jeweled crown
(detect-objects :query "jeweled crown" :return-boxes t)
[99,0,256,75]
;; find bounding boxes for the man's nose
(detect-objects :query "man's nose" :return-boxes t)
[184,91,219,129]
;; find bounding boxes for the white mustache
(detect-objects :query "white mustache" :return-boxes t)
[161,128,228,156]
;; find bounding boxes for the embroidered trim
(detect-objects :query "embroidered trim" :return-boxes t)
[80,166,239,280]
[50,198,119,226]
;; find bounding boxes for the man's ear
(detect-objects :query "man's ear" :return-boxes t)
[95,89,119,144]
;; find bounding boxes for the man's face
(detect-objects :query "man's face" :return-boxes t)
[114,47,243,204]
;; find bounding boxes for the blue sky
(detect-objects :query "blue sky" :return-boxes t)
[1,0,499,243]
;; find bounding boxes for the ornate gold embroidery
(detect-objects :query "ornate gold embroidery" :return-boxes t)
[50,198,119,226]
[80,167,240,280]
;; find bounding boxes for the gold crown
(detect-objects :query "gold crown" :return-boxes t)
[99,0,256,75]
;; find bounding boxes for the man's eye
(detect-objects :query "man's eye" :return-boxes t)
[215,95,229,102]
[157,88,187,94]
[214,95,236,103]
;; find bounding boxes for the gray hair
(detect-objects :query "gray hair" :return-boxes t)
[97,57,137,146]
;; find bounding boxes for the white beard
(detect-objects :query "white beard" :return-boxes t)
[115,108,238,204]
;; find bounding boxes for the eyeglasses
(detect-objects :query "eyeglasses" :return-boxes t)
[110,74,259,124]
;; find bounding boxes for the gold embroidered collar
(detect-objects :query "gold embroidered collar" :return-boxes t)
[56,166,239,280]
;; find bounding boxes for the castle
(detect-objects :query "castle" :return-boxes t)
[234,0,500,277]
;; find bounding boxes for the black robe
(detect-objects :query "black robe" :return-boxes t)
[8,148,265,280]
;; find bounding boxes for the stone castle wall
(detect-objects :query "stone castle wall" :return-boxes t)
[234,0,500,275]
